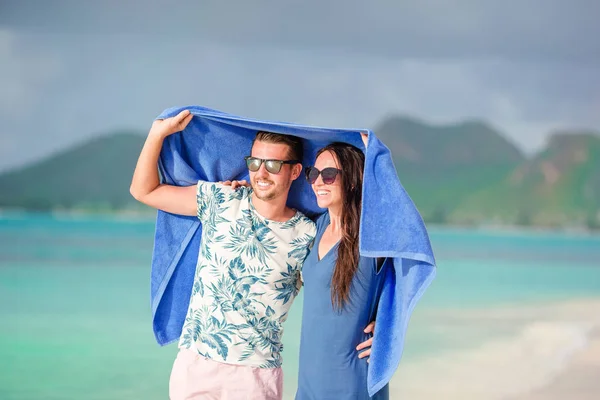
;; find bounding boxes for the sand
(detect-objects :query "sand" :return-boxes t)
[388,298,600,400]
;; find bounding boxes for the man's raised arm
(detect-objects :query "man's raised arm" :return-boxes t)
[129,110,197,216]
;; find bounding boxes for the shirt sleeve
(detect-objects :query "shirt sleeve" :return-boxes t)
[196,181,247,223]
[196,180,215,223]
[296,221,317,269]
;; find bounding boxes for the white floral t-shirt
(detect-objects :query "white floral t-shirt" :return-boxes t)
[178,181,316,368]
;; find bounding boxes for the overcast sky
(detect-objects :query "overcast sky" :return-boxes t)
[1,0,599,172]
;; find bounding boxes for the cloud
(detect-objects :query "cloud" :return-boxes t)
[2,1,599,63]
[0,29,64,171]
[0,29,62,118]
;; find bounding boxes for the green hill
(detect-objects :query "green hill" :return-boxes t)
[454,132,600,227]
[375,116,525,221]
[0,132,146,211]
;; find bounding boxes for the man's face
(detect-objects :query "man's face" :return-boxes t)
[249,140,301,202]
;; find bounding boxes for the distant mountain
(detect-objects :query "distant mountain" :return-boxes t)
[376,116,524,167]
[0,132,146,211]
[454,132,600,227]
[374,116,525,219]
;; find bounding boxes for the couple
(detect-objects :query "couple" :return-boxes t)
[130,109,389,399]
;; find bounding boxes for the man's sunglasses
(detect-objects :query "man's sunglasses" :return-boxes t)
[244,156,300,174]
[305,166,342,185]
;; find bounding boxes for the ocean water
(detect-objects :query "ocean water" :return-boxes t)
[1,214,599,399]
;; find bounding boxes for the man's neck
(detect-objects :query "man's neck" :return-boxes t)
[251,192,294,222]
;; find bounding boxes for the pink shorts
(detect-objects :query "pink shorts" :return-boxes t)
[169,349,283,400]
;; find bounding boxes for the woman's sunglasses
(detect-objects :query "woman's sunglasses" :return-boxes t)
[305,166,342,185]
[244,156,300,174]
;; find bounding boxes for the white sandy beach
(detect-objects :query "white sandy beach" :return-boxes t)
[388,298,600,399]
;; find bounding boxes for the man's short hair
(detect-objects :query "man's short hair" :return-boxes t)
[252,131,304,162]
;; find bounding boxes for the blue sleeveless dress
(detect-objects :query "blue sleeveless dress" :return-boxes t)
[295,212,389,400]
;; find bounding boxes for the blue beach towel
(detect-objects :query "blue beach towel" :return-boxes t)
[150,105,436,395]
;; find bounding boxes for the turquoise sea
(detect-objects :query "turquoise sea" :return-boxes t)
[1,214,599,399]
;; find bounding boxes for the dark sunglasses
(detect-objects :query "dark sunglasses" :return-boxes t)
[244,156,300,174]
[305,166,342,185]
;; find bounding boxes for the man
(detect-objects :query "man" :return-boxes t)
[130,110,371,399]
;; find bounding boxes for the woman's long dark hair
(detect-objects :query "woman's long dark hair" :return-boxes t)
[315,142,365,310]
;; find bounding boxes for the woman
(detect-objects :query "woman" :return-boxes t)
[295,142,388,399]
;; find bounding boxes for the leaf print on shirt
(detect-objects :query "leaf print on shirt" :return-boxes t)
[192,264,206,297]
[208,267,265,318]
[224,215,278,264]
[234,306,285,366]
[287,233,314,264]
[273,262,300,305]
[236,334,260,362]
[245,263,273,283]
[198,185,231,241]
[227,256,246,280]
[277,214,301,230]
[199,241,213,261]
[259,359,283,368]
[228,187,249,202]
[208,256,230,279]
[180,305,234,360]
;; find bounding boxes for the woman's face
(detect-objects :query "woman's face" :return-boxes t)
[311,150,343,210]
